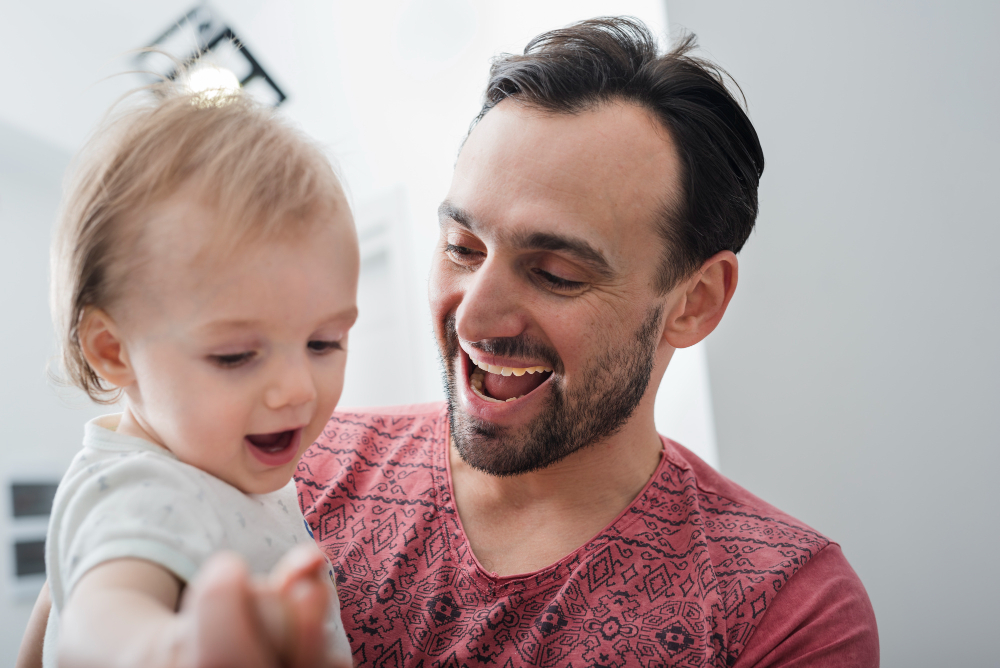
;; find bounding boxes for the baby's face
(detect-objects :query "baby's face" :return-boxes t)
[112,195,359,494]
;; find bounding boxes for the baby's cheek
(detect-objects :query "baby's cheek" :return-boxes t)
[178,386,251,454]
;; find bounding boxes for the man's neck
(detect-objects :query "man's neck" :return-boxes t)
[449,417,663,577]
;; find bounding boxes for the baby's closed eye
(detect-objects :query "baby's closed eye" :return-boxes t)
[209,351,257,368]
[307,339,343,354]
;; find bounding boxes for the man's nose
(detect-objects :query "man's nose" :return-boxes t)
[454,258,528,343]
[264,353,317,411]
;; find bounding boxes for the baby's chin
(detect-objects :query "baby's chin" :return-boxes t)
[228,467,299,495]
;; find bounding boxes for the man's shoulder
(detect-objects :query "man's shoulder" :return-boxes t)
[641,436,878,665]
[636,436,831,617]
[658,435,829,551]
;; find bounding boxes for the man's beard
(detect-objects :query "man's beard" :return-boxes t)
[440,305,663,477]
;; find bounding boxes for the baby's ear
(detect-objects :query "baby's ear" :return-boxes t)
[78,309,136,389]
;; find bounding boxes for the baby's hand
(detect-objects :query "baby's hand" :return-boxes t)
[173,549,347,668]
[253,544,347,668]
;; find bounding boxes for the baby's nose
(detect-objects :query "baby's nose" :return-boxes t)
[264,356,317,410]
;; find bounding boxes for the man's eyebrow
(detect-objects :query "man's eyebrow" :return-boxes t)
[438,201,474,230]
[438,201,613,278]
[514,231,614,278]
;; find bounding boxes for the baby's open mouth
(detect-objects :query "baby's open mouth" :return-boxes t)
[246,430,296,454]
[468,354,553,403]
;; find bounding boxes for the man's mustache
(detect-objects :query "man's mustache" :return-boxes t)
[444,314,561,371]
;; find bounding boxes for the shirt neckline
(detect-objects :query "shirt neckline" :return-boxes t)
[84,412,177,458]
[436,405,669,589]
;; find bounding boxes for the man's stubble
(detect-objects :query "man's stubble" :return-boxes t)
[441,305,664,477]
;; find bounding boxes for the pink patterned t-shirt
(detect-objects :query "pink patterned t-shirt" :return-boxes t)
[296,403,877,667]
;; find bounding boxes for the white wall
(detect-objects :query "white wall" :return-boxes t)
[665,1,1000,665]
[0,121,114,662]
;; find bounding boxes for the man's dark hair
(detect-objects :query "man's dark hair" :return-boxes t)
[473,17,764,292]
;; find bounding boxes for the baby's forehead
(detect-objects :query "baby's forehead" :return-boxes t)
[115,199,357,328]
[133,182,351,269]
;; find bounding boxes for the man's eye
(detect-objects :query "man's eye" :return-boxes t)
[209,352,256,368]
[532,268,586,291]
[308,340,344,354]
[445,244,483,264]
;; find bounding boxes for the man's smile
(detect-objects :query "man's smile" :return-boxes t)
[469,358,553,403]
[459,342,554,405]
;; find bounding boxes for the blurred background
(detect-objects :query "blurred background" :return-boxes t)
[0,1,996,665]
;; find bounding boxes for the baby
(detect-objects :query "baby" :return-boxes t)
[37,82,357,666]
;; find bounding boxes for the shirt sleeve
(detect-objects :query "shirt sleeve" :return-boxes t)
[49,451,223,609]
[732,543,879,667]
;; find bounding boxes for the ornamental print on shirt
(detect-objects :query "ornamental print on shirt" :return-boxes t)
[295,404,830,668]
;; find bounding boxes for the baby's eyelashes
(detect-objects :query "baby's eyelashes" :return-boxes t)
[209,351,257,368]
[207,338,343,368]
[306,339,344,354]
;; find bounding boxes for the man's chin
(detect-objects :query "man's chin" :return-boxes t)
[448,400,580,477]
[449,404,523,476]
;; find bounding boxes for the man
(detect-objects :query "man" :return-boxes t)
[19,17,877,668]
[294,17,878,667]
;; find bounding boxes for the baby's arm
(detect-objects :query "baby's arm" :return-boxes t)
[58,557,187,667]
[15,581,49,668]
[56,547,342,668]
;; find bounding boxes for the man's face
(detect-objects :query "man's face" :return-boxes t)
[430,100,685,476]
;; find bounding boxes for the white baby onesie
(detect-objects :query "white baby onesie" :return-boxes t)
[42,413,351,667]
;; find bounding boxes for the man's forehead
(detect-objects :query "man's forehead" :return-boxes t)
[455,102,676,211]
[460,100,678,174]
[444,101,679,260]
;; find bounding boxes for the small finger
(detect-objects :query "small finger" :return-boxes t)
[288,578,330,668]
[252,587,289,653]
[181,552,279,668]
[270,544,326,594]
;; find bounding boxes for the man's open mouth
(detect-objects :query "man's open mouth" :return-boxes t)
[467,354,553,403]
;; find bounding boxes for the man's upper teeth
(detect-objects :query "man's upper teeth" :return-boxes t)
[474,359,552,375]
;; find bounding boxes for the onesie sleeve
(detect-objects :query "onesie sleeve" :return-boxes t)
[47,451,223,610]
[732,543,879,667]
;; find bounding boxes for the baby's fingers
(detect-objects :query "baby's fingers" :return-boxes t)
[180,552,281,668]
[255,544,334,666]
[286,577,330,668]
[270,544,327,593]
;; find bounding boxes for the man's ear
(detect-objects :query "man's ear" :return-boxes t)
[662,250,738,349]
[78,308,136,389]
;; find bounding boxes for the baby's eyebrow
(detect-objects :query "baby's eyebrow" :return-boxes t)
[203,306,359,331]
[197,318,261,333]
[323,306,359,328]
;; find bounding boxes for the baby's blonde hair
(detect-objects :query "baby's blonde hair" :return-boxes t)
[51,83,347,402]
